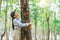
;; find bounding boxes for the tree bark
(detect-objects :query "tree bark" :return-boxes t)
[5,0,9,40]
[54,12,57,40]
[46,13,50,40]
[0,0,2,40]
[42,22,45,40]
[20,0,32,40]
[35,18,37,40]
[0,0,2,17]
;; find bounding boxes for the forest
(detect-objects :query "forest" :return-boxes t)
[0,0,60,40]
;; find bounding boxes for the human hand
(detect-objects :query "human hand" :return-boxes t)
[29,23,32,26]
[28,23,32,30]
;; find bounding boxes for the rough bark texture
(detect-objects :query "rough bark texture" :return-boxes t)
[20,0,32,40]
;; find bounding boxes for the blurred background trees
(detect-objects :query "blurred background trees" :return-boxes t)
[0,0,60,40]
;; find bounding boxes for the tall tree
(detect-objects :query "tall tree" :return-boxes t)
[5,0,9,40]
[0,0,2,40]
[54,12,57,40]
[34,12,37,40]
[46,13,50,40]
[42,20,45,40]
[1,0,9,40]
[32,4,38,40]
[0,0,2,17]
[20,0,32,40]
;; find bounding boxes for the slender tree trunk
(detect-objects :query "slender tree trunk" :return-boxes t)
[42,21,45,40]
[35,18,37,40]
[0,0,2,40]
[5,0,9,40]
[1,32,5,40]
[54,13,57,40]
[51,32,53,40]
[20,0,32,40]
[0,0,2,17]
[40,16,45,40]
[0,0,4,40]
[46,13,50,40]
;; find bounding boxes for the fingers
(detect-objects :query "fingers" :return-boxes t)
[28,23,32,30]
[29,23,32,26]
[29,26,32,29]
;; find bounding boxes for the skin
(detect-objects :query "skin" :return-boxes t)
[13,12,19,18]
[13,12,32,29]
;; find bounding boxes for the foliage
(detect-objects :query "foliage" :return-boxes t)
[0,0,60,40]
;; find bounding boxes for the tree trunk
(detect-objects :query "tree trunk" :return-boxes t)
[20,0,32,40]
[35,18,37,40]
[0,0,2,40]
[51,32,53,40]
[54,13,57,40]
[0,0,5,40]
[0,0,2,17]
[46,13,50,40]
[47,18,50,40]
[42,22,45,40]
[5,0,9,40]
[1,31,5,40]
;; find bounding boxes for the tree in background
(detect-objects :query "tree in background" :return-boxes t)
[0,0,60,40]
[0,0,2,17]
[46,13,50,40]
[5,0,9,40]
[1,0,9,40]
[0,0,2,40]
[54,12,57,40]
[30,4,39,40]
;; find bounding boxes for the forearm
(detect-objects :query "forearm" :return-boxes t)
[18,23,29,27]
